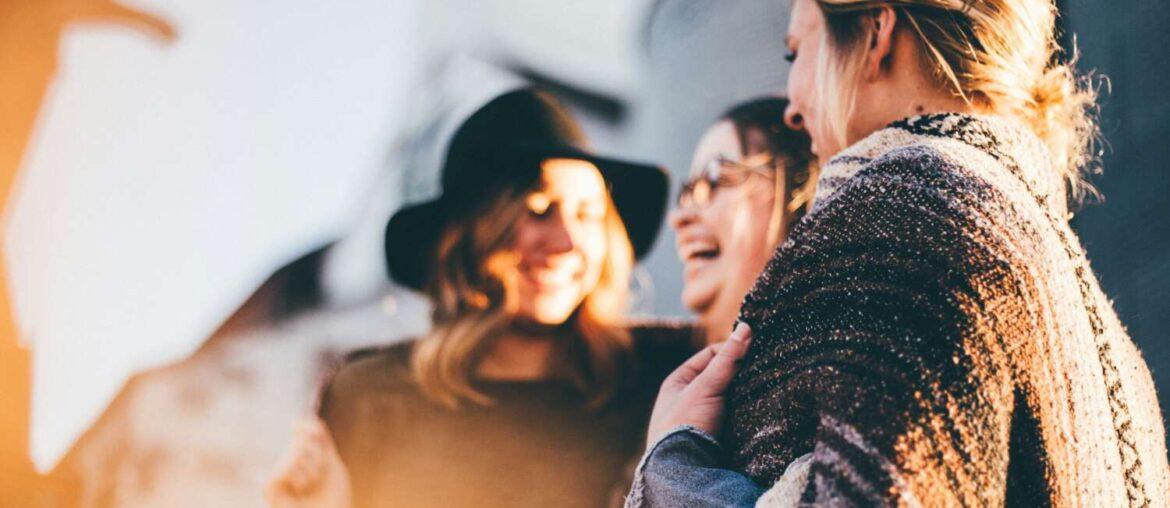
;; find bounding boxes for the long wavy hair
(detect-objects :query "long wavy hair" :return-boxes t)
[410,181,634,410]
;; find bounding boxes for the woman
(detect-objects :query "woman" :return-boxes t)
[633,0,1170,506]
[267,88,698,507]
[672,98,816,344]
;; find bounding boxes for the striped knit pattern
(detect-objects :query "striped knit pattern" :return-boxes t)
[727,114,1170,507]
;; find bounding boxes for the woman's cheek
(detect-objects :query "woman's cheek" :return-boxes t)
[582,225,609,277]
[748,202,777,263]
[705,196,732,230]
[729,186,778,270]
[511,215,541,257]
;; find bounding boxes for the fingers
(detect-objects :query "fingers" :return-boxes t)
[664,342,721,387]
[691,323,752,396]
[267,418,330,501]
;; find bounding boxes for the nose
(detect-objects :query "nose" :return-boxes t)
[784,103,805,131]
[542,211,575,255]
[668,204,698,232]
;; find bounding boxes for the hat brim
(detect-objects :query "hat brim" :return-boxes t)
[385,150,668,290]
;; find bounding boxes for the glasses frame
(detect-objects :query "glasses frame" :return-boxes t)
[677,154,776,208]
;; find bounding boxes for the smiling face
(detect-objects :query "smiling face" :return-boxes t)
[671,121,783,341]
[507,158,610,325]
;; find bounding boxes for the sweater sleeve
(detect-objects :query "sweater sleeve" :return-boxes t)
[727,148,1025,506]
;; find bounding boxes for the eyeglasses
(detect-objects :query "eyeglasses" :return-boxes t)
[677,154,775,208]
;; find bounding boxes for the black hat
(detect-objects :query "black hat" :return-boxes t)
[385,88,669,290]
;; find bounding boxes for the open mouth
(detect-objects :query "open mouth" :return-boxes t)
[679,240,721,262]
[522,265,580,289]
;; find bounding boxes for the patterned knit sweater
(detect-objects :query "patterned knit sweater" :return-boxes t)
[726,114,1170,506]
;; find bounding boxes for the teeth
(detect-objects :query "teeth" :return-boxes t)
[679,241,720,260]
[528,266,576,285]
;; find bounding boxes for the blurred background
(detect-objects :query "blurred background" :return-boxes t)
[0,0,1166,506]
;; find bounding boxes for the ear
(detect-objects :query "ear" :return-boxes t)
[864,7,898,80]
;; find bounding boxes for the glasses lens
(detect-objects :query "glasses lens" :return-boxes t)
[680,155,764,208]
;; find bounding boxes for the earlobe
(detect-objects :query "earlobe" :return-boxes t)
[865,7,898,80]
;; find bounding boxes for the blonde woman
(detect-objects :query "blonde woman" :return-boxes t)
[267,89,698,507]
[631,0,1170,506]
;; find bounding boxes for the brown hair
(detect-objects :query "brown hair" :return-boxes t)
[722,97,820,244]
[411,178,634,410]
[811,0,1100,202]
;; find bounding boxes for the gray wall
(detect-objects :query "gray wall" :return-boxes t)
[1064,1,1170,423]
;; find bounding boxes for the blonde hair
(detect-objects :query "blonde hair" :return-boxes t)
[811,0,1100,202]
[411,183,634,410]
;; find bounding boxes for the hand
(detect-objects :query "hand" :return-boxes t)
[646,323,752,444]
[266,418,352,508]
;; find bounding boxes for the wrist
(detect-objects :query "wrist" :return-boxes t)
[646,424,721,452]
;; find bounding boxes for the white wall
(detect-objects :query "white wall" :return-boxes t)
[6,0,425,471]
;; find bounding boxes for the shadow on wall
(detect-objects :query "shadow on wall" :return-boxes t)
[0,1,173,505]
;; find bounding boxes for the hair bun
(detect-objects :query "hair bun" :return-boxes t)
[1025,59,1100,203]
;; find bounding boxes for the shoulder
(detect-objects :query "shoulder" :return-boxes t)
[855,143,998,202]
[342,339,414,368]
[806,140,1017,253]
[745,137,1039,327]
[319,340,418,417]
[335,340,414,383]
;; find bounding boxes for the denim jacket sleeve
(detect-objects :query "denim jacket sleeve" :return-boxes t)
[623,425,764,508]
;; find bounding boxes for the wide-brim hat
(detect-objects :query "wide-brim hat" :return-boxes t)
[385,88,669,290]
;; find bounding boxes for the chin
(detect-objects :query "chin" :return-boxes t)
[526,297,582,325]
[527,312,571,326]
[680,286,717,316]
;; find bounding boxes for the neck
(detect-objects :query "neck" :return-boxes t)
[854,33,983,144]
[861,87,978,142]
[475,328,561,381]
[700,318,726,346]
[896,91,977,122]
[699,289,749,345]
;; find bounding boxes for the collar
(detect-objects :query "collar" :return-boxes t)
[812,113,1066,216]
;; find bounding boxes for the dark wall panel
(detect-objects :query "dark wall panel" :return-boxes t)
[1064,1,1170,422]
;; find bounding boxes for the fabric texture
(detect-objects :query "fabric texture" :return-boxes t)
[625,425,764,508]
[319,322,699,508]
[726,113,1170,506]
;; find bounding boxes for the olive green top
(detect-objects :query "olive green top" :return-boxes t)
[319,323,698,508]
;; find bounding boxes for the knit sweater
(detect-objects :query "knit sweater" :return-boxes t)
[726,114,1170,506]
